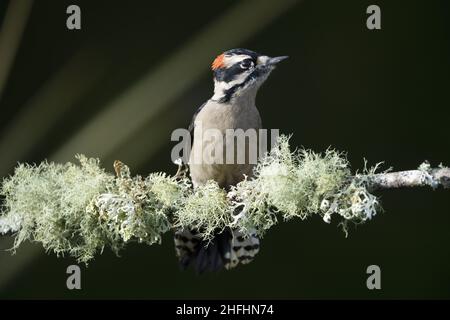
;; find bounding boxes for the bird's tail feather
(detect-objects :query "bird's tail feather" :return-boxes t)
[174,228,260,273]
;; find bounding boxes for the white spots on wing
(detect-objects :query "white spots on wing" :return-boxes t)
[224,229,260,270]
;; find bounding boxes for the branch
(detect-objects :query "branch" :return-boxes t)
[0,135,448,264]
[366,166,450,191]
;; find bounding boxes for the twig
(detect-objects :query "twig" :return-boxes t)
[366,167,450,191]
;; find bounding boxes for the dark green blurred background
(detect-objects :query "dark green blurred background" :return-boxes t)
[0,0,449,299]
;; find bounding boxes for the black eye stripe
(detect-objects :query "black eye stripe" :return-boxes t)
[214,59,253,83]
[217,67,267,103]
[214,57,257,82]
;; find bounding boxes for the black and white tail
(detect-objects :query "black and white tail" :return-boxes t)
[174,228,260,273]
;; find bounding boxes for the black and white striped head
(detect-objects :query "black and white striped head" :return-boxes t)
[211,48,288,103]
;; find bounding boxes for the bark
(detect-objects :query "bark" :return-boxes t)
[366,167,450,191]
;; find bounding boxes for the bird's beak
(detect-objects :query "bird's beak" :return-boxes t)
[266,55,289,65]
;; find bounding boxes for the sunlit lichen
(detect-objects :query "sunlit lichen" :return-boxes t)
[0,155,118,263]
[0,135,384,263]
[174,181,231,242]
[230,136,359,237]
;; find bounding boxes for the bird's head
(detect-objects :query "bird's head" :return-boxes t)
[211,48,288,103]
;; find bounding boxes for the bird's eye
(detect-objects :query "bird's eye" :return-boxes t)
[240,60,253,70]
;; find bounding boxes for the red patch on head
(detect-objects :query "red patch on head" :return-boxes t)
[211,53,225,70]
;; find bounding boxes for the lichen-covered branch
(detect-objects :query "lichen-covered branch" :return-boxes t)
[0,135,448,264]
[366,165,450,190]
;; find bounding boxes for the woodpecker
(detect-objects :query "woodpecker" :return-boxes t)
[174,48,288,273]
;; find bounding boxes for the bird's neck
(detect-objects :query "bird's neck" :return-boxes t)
[212,84,258,106]
[233,89,257,107]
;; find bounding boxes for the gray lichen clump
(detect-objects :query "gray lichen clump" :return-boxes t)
[0,135,381,264]
[229,137,380,237]
[0,156,119,263]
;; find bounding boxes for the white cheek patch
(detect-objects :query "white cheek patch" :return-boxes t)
[212,80,229,100]
[227,71,251,87]
[213,70,251,94]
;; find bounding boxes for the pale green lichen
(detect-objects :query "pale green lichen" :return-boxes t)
[90,167,182,246]
[0,135,383,263]
[418,161,439,189]
[174,181,231,242]
[325,160,383,236]
[0,155,119,263]
[230,136,355,237]
[145,172,190,209]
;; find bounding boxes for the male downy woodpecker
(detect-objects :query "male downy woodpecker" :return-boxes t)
[174,48,288,273]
